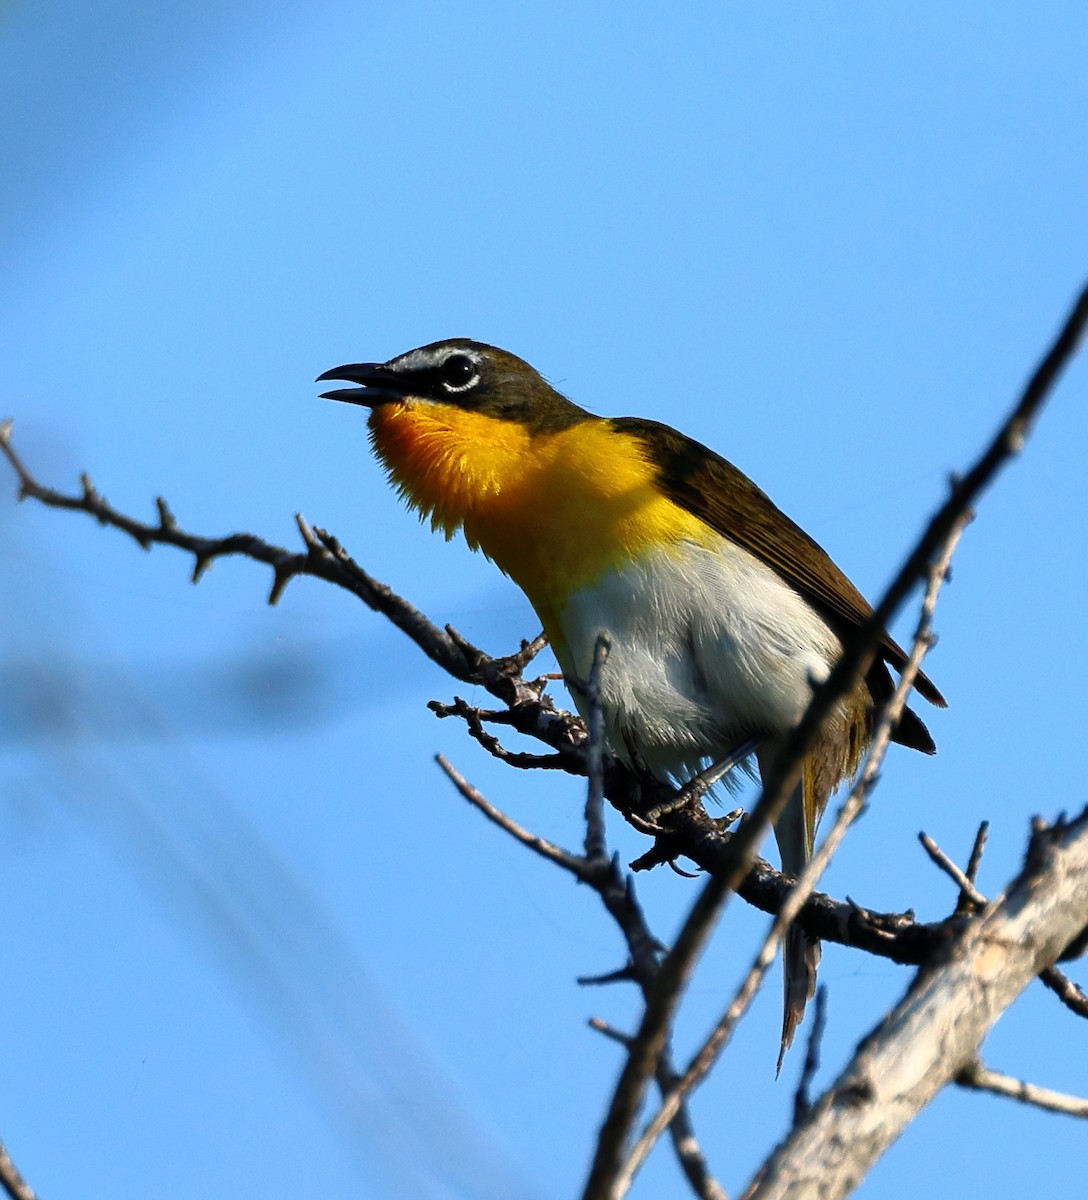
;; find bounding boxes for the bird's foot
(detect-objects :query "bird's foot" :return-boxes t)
[642,737,762,824]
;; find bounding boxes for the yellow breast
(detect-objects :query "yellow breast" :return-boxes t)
[368,399,713,630]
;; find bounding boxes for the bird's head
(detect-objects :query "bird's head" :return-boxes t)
[317,339,587,433]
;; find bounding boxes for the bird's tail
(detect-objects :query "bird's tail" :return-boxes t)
[769,756,824,1075]
[778,920,820,1075]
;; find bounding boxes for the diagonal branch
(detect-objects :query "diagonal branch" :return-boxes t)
[610,512,964,1198]
[0,420,482,685]
[580,285,1088,1200]
[741,811,1088,1200]
[0,1138,36,1200]
[435,752,725,1200]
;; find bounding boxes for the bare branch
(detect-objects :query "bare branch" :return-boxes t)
[584,283,1087,1200]
[581,826,738,1200]
[430,697,572,770]
[919,831,987,909]
[589,1017,634,1047]
[434,754,588,875]
[436,757,724,1199]
[0,1138,36,1200]
[587,1016,729,1200]
[958,821,990,915]
[1039,966,1088,1019]
[919,833,1088,1021]
[956,1061,1088,1118]
[740,810,1088,1200]
[793,986,829,1126]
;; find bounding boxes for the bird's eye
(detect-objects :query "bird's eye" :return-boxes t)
[440,354,478,392]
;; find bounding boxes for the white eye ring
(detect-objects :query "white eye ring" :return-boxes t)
[439,353,479,393]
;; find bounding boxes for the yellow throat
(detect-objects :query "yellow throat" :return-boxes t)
[368,395,714,636]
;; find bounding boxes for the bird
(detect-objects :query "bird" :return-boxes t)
[318,338,946,1065]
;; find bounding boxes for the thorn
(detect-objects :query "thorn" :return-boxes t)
[295,512,322,553]
[578,964,638,987]
[268,566,292,606]
[587,1017,634,1048]
[508,632,548,670]
[156,496,178,531]
[314,525,343,556]
[80,473,104,518]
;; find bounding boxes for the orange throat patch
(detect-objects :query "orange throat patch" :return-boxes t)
[367,398,714,631]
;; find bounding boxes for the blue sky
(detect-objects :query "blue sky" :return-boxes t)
[2,3,1087,1198]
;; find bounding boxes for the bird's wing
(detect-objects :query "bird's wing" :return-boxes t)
[612,417,946,709]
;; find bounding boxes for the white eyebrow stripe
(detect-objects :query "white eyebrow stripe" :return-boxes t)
[390,344,483,373]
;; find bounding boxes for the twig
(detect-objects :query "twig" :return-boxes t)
[589,1017,633,1048]
[956,1060,1088,1118]
[432,697,571,770]
[918,830,1088,1018]
[793,986,828,1125]
[959,821,989,915]
[918,831,987,909]
[435,755,588,874]
[435,756,725,1199]
[427,698,589,774]
[580,966,640,987]
[1039,966,1088,1019]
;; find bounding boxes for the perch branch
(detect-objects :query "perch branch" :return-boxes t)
[582,282,1088,1200]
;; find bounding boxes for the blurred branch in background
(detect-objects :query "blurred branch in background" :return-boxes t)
[0,509,545,1200]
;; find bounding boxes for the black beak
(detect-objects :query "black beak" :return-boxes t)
[316,362,406,407]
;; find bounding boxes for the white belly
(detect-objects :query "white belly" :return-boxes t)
[556,537,841,783]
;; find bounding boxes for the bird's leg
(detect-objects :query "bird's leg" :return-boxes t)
[643,736,762,824]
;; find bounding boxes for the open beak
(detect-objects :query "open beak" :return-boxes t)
[316,362,406,407]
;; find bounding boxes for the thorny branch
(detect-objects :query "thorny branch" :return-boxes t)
[582,286,1088,1200]
[7,420,1078,981]
[436,666,727,1200]
[0,419,543,703]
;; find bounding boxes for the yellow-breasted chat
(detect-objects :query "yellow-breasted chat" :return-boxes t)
[318,338,946,1065]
